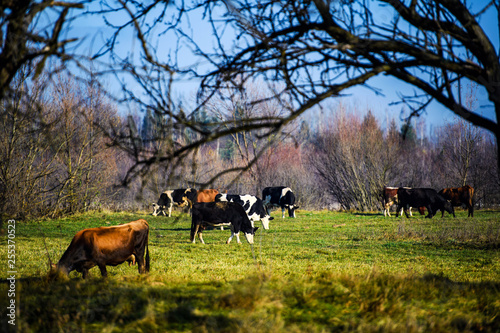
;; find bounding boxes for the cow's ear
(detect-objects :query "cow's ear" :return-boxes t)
[253,227,259,233]
[269,217,274,220]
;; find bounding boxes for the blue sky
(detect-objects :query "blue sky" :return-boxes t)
[67,1,498,137]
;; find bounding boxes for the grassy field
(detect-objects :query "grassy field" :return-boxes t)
[1,209,499,332]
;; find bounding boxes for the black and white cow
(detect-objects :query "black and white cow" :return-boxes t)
[151,188,197,217]
[262,186,299,218]
[396,187,454,219]
[190,202,258,244]
[215,193,274,229]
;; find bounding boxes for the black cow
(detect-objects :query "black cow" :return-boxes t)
[51,219,150,278]
[152,188,197,217]
[215,193,274,229]
[396,188,454,218]
[190,202,258,244]
[382,186,425,217]
[262,186,299,218]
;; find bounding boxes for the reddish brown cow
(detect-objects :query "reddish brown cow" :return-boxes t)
[52,219,150,278]
[438,185,474,217]
[382,187,399,217]
[195,189,220,203]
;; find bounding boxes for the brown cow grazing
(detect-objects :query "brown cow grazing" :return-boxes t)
[438,185,474,217]
[52,219,150,278]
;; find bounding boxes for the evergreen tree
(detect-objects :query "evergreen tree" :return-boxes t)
[400,121,417,147]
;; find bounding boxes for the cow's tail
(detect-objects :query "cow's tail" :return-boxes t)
[145,229,150,273]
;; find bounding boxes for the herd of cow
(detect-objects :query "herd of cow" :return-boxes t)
[50,186,299,279]
[50,185,474,279]
[382,185,474,219]
[154,186,299,244]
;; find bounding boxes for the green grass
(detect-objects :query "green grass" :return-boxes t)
[1,209,499,332]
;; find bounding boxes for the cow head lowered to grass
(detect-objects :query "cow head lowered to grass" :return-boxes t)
[50,219,150,279]
[262,186,299,218]
[438,185,474,217]
[152,188,197,217]
[190,201,258,244]
[396,188,454,219]
[215,193,274,229]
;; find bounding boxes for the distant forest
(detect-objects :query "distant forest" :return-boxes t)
[1,71,498,219]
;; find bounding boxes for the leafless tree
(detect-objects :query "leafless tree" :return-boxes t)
[0,66,121,219]
[79,0,498,187]
[311,106,386,210]
[47,73,120,215]
[0,68,56,218]
[0,0,86,100]
[191,0,499,172]
[3,1,499,211]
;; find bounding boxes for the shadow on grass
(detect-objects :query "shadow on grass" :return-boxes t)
[0,276,240,332]
[2,271,499,332]
[154,227,190,231]
[353,213,382,217]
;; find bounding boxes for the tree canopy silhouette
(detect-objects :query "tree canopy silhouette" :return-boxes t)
[2,0,499,183]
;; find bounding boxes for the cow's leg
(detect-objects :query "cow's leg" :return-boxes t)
[281,207,285,218]
[134,250,146,273]
[231,232,241,244]
[425,205,434,218]
[191,224,200,243]
[384,204,390,217]
[98,264,108,278]
[198,231,205,244]
[227,225,242,244]
[398,206,405,217]
[227,225,235,244]
[404,205,411,218]
[396,204,405,217]
[137,259,145,274]
[82,268,90,279]
[409,207,413,217]
[168,203,173,217]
